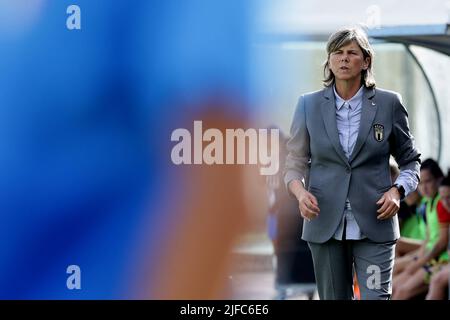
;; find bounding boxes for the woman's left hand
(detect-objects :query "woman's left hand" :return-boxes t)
[376,187,401,220]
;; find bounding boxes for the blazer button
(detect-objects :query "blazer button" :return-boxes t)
[346,167,351,173]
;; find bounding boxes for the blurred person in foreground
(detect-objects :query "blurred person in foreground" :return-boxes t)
[0,0,255,299]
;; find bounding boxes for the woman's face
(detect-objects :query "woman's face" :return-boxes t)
[418,169,440,198]
[439,185,450,212]
[329,40,369,84]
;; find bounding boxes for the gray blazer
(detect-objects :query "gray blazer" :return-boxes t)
[284,86,421,243]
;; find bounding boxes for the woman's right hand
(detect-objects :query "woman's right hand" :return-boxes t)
[297,189,320,221]
[288,180,320,221]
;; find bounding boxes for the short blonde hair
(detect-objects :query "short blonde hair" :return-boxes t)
[323,27,376,88]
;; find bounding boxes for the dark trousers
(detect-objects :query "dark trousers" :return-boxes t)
[308,238,396,300]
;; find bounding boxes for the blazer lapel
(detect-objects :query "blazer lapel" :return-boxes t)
[320,87,349,166]
[349,87,377,163]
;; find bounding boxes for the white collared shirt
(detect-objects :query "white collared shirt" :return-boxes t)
[333,85,365,240]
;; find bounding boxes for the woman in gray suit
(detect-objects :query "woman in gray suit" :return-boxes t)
[284,26,421,300]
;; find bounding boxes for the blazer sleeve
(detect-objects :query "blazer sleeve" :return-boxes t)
[390,93,421,178]
[284,95,311,193]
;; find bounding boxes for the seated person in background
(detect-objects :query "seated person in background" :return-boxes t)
[426,172,450,300]
[393,159,444,274]
[392,160,448,299]
[395,190,426,257]
[389,162,426,258]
